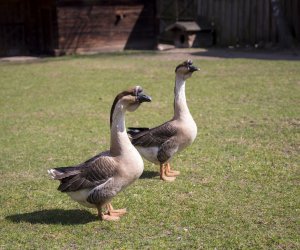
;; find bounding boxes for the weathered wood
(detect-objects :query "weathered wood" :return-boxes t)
[1,0,300,55]
[56,1,156,53]
[263,0,270,44]
[196,0,299,47]
[231,0,238,45]
[237,0,244,45]
[270,0,294,48]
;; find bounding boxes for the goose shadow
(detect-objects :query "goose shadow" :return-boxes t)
[139,170,159,179]
[6,209,97,225]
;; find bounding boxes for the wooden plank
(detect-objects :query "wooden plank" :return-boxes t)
[237,0,244,45]
[225,0,232,45]
[206,0,211,18]
[250,0,257,45]
[263,0,270,44]
[209,0,215,21]
[231,0,239,46]
[290,0,300,40]
[203,0,207,17]
[256,0,264,44]
[214,0,221,45]
[219,0,226,46]
[270,1,277,44]
[245,0,251,45]
[295,0,300,40]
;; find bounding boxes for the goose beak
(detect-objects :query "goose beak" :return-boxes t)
[189,65,200,72]
[137,93,152,103]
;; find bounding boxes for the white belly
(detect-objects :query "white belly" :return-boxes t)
[135,146,160,164]
[67,189,96,208]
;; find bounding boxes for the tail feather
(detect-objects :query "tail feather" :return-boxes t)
[47,166,80,180]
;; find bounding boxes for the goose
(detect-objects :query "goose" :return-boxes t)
[128,60,199,181]
[48,86,151,221]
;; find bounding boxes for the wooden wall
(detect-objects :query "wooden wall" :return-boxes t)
[197,0,300,47]
[0,0,156,56]
[0,0,28,56]
[0,0,57,56]
[56,0,156,54]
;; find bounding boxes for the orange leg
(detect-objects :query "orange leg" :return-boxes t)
[106,203,127,217]
[160,163,176,181]
[165,162,180,177]
[97,203,126,221]
[97,207,119,221]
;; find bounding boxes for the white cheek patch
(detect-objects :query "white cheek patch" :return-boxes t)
[134,86,142,95]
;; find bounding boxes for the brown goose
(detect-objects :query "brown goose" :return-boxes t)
[128,60,199,181]
[48,86,151,221]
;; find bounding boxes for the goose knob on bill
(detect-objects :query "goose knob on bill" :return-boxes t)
[128,60,199,181]
[48,86,151,221]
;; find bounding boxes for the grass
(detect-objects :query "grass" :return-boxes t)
[0,52,299,249]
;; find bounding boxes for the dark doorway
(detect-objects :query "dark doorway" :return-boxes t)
[0,1,27,56]
[39,7,57,54]
[0,0,57,57]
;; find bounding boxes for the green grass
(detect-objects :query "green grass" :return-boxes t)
[0,52,299,249]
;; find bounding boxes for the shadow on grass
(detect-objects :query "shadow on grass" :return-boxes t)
[6,209,97,225]
[139,170,159,179]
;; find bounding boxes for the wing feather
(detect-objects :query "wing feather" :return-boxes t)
[130,122,177,148]
[52,153,117,192]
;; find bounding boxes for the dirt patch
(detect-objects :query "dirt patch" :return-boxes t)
[1,48,299,62]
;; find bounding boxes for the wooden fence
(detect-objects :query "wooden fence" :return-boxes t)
[197,0,300,47]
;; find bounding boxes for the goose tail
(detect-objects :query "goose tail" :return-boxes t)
[47,166,80,180]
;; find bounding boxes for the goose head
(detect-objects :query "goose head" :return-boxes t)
[175,60,199,80]
[110,86,151,125]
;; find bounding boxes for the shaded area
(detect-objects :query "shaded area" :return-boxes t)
[190,48,300,61]
[0,0,58,56]
[139,170,159,179]
[124,1,156,50]
[6,209,97,225]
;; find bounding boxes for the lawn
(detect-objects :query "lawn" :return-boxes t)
[0,52,299,249]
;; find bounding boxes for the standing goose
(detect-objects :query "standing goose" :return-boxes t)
[128,60,199,181]
[48,86,151,221]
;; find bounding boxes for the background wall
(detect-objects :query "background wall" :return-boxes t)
[196,0,300,47]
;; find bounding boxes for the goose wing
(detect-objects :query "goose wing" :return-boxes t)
[130,122,177,148]
[50,152,117,192]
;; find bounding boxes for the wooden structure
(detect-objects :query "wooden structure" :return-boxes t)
[165,21,200,48]
[157,0,200,45]
[197,0,300,47]
[56,0,156,55]
[0,0,57,56]
[157,0,300,48]
[0,0,299,56]
[0,0,156,56]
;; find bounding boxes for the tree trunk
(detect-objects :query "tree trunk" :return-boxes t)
[270,0,294,48]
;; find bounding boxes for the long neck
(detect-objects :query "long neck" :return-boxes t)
[110,103,132,155]
[173,75,191,120]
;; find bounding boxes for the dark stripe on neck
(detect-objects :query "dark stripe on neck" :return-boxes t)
[110,90,133,127]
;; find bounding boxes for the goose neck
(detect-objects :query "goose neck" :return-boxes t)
[173,75,190,120]
[110,103,132,155]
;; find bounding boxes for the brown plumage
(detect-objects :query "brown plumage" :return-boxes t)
[128,60,199,181]
[48,86,151,221]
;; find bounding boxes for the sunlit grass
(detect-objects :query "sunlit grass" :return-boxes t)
[0,53,299,249]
